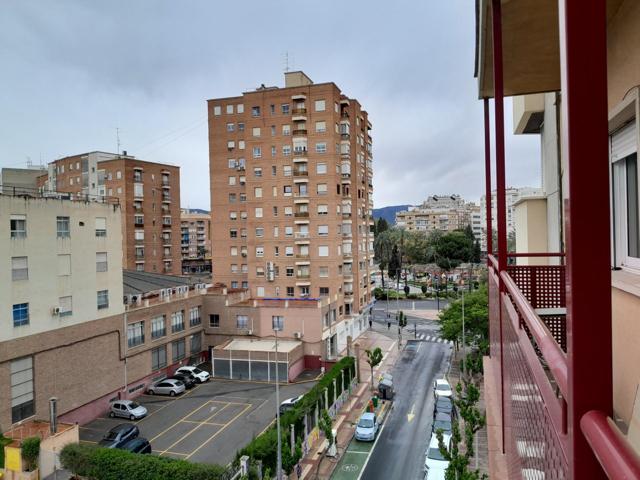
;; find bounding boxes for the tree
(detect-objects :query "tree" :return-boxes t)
[403,231,430,265]
[388,244,401,280]
[365,347,383,389]
[438,286,489,353]
[318,410,336,457]
[21,437,40,472]
[376,218,389,235]
[421,284,428,295]
[374,230,395,290]
[433,231,473,271]
[472,239,481,263]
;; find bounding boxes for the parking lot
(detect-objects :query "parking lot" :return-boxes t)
[80,377,315,465]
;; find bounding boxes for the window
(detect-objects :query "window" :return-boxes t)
[97,290,109,309]
[285,226,293,237]
[151,346,167,371]
[237,104,244,114]
[96,252,108,272]
[209,314,220,328]
[315,99,326,111]
[229,193,237,203]
[228,159,237,169]
[13,303,29,327]
[226,123,235,132]
[231,281,238,288]
[171,311,185,333]
[172,338,186,362]
[255,207,263,218]
[287,287,294,296]
[255,187,263,198]
[10,215,26,238]
[230,211,238,220]
[231,264,238,273]
[134,214,144,225]
[270,145,277,157]
[282,124,291,136]
[256,227,264,237]
[319,246,329,257]
[256,246,264,257]
[317,183,328,195]
[134,183,143,197]
[270,104,275,115]
[191,333,202,354]
[319,266,329,277]
[127,321,145,348]
[256,266,265,277]
[252,106,260,117]
[231,246,238,256]
[189,306,201,326]
[230,229,238,238]
[254,167,262,177]
[273,186,278,197]
[284,185,293,196]
[58,254,71,276]
[272,165,277,176]
[315,143,327,154]
[283,145,291,156]
[238,122,245,132]
[283,165,292,177]
[11,357,34,423]
[236,315,249,329]
[316,121,326,133]
[273,206,279,217]
[135,230,144,241]
[318,225,329,236]
[56,216,70,238]
[12,257,28,281]
[253,147,262,158]
[318,204,328,215]
[95,217,107,237]
[252,127,261,137]
[152,315,166,339]
[285,246,294,257]
[256,286,265,297]
[282,104,290,114]
[213,105,221,116]
[286,267,294,277]
[274,226,279,236]
[229,176,237,186]
[284,206,293,216]
[320,287,329,296]
[317,163,327,174]
[226,104,234,114]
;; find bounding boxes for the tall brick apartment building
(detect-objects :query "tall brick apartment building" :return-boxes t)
[43,152,181,274]
[207,71,375,357]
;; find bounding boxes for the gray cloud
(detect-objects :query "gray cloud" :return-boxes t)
[0,0,540,209]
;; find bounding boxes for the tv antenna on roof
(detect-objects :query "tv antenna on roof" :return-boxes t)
[283,51,295,72]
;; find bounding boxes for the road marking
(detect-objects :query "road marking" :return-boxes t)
[180,420,226,426]
[356,419,387,480]
[136,383,203,425]
[258,418,276,437]
[407,403,416,423]
[148,400,214,443]
[158,404,231,455]
[185,403,253,460]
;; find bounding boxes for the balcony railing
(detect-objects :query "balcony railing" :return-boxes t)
[294,212,309,218]
[293,169,308,177]
[294,232,309,239]
[292,129,307,136]
[292,108,307,115]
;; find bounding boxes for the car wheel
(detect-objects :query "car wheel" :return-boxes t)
[130,415,136,421]
[148,390,154,395]
[170,390,176,397]
[109,412,115,418]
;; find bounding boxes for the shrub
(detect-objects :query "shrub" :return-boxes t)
[406,293,419,299]
[21,437,40,472]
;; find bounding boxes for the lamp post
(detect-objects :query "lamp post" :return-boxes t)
[272,315,284,480]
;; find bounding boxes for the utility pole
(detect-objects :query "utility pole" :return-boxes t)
[462,289,466,382]
[273,317,283,480]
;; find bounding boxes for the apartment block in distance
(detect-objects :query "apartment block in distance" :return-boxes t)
[181,208,212,274]
[207,71,375,359]
[43,151,182,274]
[0,190,124,430]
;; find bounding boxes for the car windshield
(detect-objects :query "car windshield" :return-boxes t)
[436,383,450,391]
[104,431,119,441]
[434,420,451,431]
[192,368,203,374]
[437,398,452,407]
[128,402,140,409]
[174,380,183,386]
[358,418,374,428]
[428,447,446,461]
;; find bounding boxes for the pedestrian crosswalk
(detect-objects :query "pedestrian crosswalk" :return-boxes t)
[414,333,454,345]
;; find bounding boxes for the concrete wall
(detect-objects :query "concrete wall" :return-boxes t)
[514,198,549,265]
[607,0,640,110]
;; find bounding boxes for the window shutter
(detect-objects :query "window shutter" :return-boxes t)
[611,121,638,162]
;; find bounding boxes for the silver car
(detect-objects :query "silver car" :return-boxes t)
[147,378,185,396]
[109,400,147,420]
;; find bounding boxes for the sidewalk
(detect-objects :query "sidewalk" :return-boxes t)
[299,329,400,480]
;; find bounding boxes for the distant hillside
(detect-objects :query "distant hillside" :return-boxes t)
[183,208,209,214]
[372,205,411,225]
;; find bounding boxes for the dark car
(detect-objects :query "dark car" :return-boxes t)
[432,412,453,435]
[434,396,455,418]
[169,373,196,389]
[99,423,140,448]
[119,437,152,454]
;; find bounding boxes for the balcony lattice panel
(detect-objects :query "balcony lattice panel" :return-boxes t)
[507,265,566,309]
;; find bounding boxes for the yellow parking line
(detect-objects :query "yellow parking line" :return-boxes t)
[258,418,276,437]
[180,420,226,426]
[158,404,230,455]
[148,401,213,443]
[155,450,188,456]
[185,403,253,460]
[137,383,202,424]
[80,440,97,444]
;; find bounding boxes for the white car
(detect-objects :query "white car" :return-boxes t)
[424,432,450,477]
[433,378,453,398]
[175,366,210,383]
[109,400,147,420]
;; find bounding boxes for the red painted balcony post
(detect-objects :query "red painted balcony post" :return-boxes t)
[559,1,611,478]
[484,98,492,257]
[491,0,506,455]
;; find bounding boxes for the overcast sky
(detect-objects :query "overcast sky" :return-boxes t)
[0,0,540,209]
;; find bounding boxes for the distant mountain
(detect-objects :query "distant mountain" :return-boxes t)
[372,205,411,225]
[183,208,209,214]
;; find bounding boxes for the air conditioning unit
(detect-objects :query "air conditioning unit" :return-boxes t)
[51,307,60,315]
[123,295,129,305]
[293,331,303,339]
[131,294,142,305]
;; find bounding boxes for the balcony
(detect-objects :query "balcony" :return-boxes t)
[294,212,309,218]
[295,254,310,260]
[294,192,309,198]
[340,133,350,141]
[293,169,308,177]
[292,129,307,136]
[291,107,307,115]
[296,273,311,279]
[294,232,309,239]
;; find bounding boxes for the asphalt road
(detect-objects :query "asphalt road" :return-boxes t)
[361,338,452,480]
[372,298,450,312]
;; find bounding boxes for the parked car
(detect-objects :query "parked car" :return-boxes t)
[168,373,196,389]
[147,378,185,396]
[175,365,211,383]
[354,412,379,442]
[279,395,304,415]
[109,400,147,421]
[432,412,452,435]
[433,378,453,399]
[119,437,152,454]
[99,423,140,448]
[424,432,450,476]
[434,396,455,418]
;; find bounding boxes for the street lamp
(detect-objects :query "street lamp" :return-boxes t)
[272,315,284,480]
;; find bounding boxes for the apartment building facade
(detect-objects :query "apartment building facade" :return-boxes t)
[43,152,182,274]
[395,194,481,240]
[180,208,212,274]
[207,71,375,358]
[0,192,124,429]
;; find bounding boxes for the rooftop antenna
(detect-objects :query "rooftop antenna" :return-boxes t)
[284,51,290,72]
[116,127,121,156]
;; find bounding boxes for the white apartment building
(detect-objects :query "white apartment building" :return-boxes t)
[1,193,124,343]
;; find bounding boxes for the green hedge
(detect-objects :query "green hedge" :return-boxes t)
[59,443,227,480]
[238,356,355,474]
